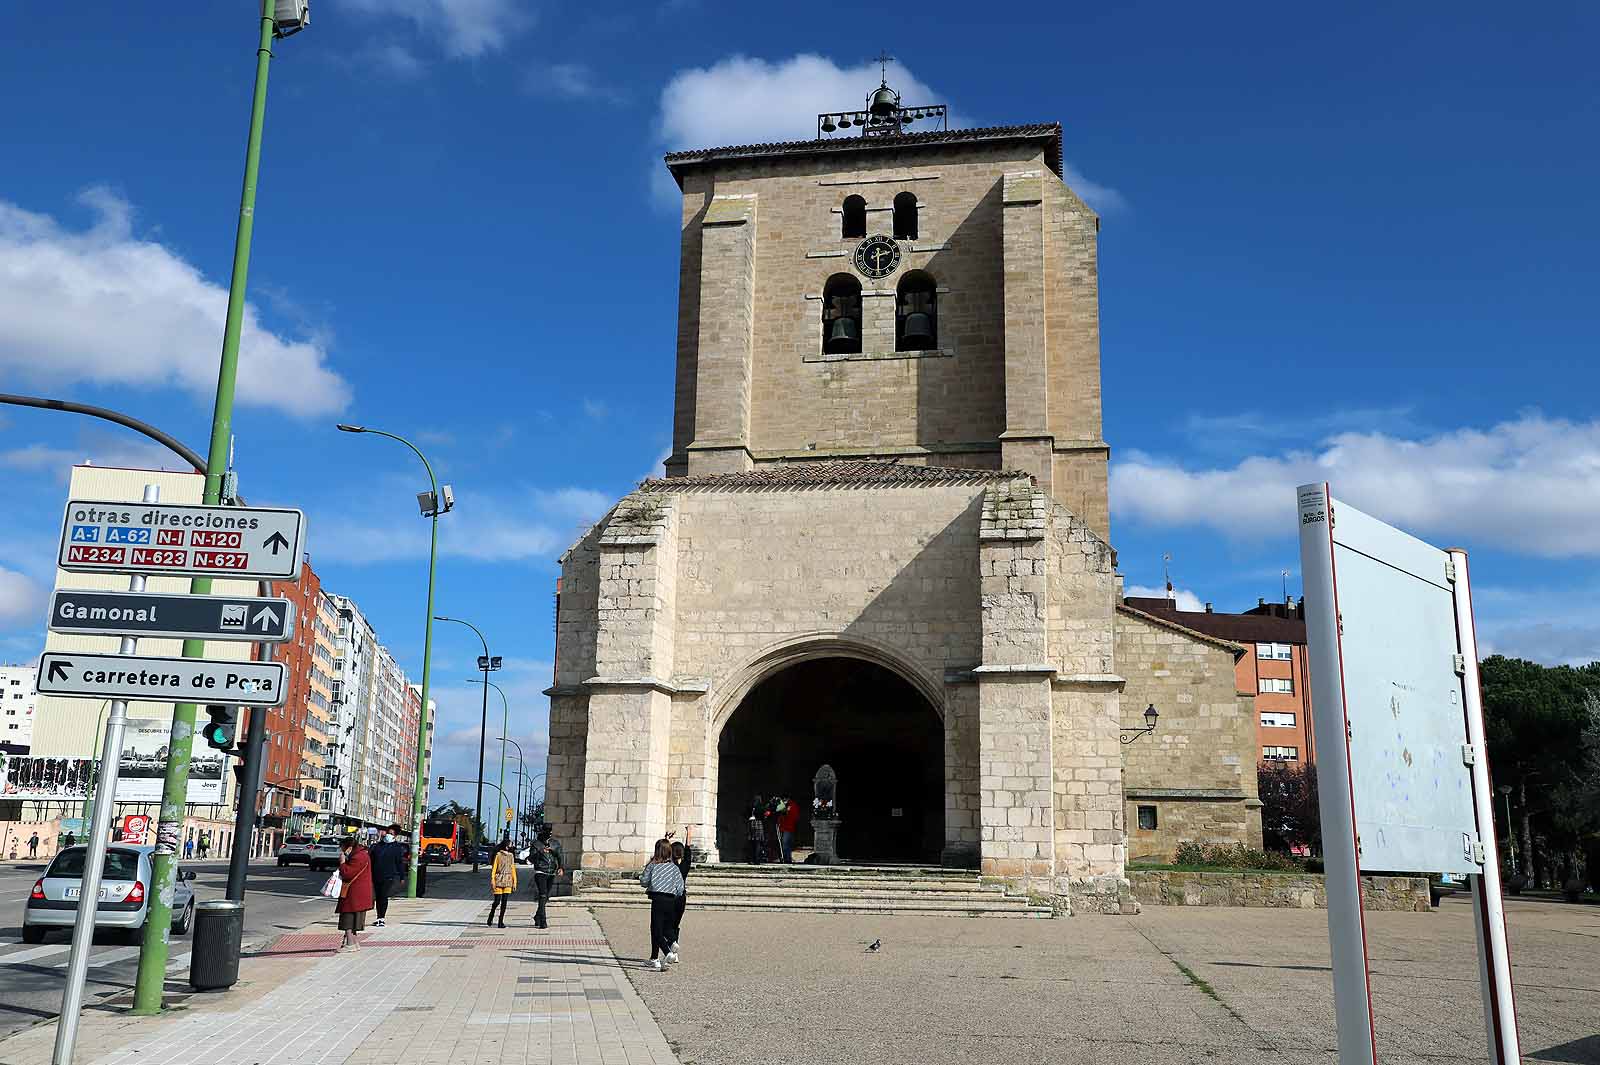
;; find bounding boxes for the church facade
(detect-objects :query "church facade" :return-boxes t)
[546,88,1261,913]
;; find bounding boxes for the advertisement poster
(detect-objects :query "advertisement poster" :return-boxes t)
[0,719,226,805]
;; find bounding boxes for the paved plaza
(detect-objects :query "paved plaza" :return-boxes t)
[596,895,1600,1065]
[1,884,1593,1065]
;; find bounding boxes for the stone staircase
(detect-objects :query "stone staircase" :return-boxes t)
[556,863,1053,918]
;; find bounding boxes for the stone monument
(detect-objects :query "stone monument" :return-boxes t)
[812,764,839,865]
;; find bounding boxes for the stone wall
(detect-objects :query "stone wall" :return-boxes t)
[1116,607,1263,862]
[1130,869,1431,911]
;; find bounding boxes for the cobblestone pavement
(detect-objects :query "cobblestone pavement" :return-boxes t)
[595,895,1600,1065]
[0,889,680,1065]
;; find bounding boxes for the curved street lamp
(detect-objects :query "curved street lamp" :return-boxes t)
[1120,703,1160,745]
[436,614,495,870]
[335,423,447,897]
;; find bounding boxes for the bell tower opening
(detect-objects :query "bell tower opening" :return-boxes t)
[715,657,944,865]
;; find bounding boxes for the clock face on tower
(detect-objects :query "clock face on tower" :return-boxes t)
[852,234,901,279]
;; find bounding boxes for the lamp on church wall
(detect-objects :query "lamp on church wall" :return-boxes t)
[1120,703,1160,745]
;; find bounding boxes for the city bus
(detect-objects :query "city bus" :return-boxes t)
[419,819,463,865]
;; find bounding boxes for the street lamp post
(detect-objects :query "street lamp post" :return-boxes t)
[336,423,450,898]
[495,729,527,845]
[436,616,496,869]
[476,679,518,840]
[1497,784,1517,875]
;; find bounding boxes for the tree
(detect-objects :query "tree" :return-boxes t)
[1480,656,1600,888]
[1258,760,1320,855]
[428,799,485,847]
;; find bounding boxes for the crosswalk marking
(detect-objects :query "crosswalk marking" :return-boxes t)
[0,944,69,966]
[58,945,140,969]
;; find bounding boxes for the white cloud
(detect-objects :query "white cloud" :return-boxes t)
[362,42,427,80]
[652,54,1124,214]
[311,483,610,565]
[342,0,532,59]
[1111,413,1600,558]
[0,189,350,417]
[0,566,46,629]
[1125,584,1205,613]
[0,434,191,479]
[527,62,624,103]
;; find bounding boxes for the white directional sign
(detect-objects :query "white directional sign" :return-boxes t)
[36,651,287,707]
[57,500,306,580]
[48,590,296,642]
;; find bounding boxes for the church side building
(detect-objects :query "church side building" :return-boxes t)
[545,84,1260,914]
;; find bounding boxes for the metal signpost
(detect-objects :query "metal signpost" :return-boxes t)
[35,652,287,706]
[57,500,305,580]
[50,485,158,1065]
[1297,483,1519,1065]
[48,590,295,642]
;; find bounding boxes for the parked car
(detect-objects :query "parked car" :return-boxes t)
[421,842,454,866]
[307,837,344,872]
[23,845,197,944]
[276,835,315,867]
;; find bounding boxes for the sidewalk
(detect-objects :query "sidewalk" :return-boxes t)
[0,886,680,1065]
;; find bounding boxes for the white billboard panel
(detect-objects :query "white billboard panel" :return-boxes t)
[0,718,223,805]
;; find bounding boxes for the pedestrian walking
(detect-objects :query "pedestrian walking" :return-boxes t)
[530,824,564,929]
[184,836,194,860]
[488,839,516,928]
[639,838,685,971]
[335,836,374,951]
[369,823,409,927]
[777,797,800,864]
[198,833,209,859]
[28,832,39,859]
[668,826,692,955]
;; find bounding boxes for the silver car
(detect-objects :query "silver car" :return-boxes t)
[23,845,197,944]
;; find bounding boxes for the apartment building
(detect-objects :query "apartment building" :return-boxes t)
[0,663,37,753]
[1123,595,1314,765]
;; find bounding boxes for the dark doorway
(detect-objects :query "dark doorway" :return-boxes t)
[715,657,943,864]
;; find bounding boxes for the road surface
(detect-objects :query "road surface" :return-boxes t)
[0,857,329,1039]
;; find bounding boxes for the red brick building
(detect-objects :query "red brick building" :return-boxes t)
[1122,596,1314,765]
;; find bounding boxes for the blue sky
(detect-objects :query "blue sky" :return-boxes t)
[2,3,1597,807]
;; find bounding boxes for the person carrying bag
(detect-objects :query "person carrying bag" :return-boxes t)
[335,837,374,951]
[488,839,517,928]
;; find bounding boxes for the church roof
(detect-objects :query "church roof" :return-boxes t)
[1117,603,1248,657]
[638,459,1017,493]
[664,123,1064,186]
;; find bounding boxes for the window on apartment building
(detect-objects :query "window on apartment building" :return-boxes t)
[1256,642,1294,660]
[1136,805,1158,830]
[1259,677,1294,694]
[1260,711,1297,728]
[1262,745,1299,761]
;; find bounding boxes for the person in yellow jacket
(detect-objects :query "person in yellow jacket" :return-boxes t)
[488,839,516,928]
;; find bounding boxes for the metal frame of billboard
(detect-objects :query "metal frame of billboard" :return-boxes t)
[1297,483,1518,1065]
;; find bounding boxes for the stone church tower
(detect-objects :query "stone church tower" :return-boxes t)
[546,82,1260,914]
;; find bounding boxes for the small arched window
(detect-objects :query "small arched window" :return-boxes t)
[892,192,918,240]
[841,195,867,239]
[823,274,863,355]
[896,271,936,351]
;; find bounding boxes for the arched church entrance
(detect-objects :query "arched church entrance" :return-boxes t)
[715,657,944,864]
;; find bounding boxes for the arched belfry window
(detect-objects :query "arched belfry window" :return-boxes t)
[841,195,866,239]
[896,271,936,351]
[823,274,862,355]
[892,192,918,240]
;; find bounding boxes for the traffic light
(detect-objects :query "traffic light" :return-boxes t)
[203,705,237,751]
[436,776,446,790]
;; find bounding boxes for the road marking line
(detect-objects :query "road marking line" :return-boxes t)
[0,944,70,966]
[60,946,141,969]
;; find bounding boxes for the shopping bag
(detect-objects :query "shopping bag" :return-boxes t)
[319,870,342,898]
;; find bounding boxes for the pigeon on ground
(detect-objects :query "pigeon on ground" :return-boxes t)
[865,938,882,953]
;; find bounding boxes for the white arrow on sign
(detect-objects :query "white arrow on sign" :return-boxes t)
[252,606,281,631]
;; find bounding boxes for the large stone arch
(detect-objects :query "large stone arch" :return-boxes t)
[698,632,956,865]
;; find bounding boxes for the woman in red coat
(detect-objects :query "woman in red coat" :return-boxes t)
[336,837,374,951]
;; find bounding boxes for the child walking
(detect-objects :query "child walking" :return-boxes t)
[638,838,685,971]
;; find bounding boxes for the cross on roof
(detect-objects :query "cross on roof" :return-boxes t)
[875,50,894,85]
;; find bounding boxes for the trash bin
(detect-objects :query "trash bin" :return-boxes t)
[190,900,244,991]
[417,860,428,898]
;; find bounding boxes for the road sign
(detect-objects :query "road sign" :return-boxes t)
[57,500,306,580]
[47,590,296,642]
[36,651,287,707]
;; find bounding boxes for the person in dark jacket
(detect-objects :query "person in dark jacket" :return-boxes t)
[638,839,685,971]
[668,826,692,955]
[529,824,564,930]
[368,824,409,928]
[336,837,374,951]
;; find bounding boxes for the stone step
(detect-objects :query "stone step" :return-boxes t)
[589,882,1011,903]
[556,894,1051,918]
[643,875,993,893]
[704,863,977,880]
